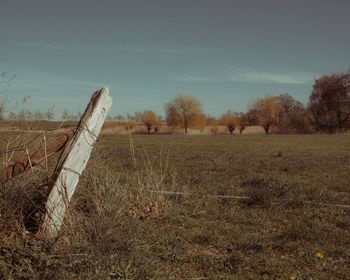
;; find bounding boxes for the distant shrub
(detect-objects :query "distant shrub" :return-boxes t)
[102,121,118,130]
[141,110,159,134]
[122,120,138,132]
[153,122,162,134]
[207,118,219,135]
[220,111,238,134]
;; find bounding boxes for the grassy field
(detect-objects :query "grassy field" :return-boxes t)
[0,134,350,279]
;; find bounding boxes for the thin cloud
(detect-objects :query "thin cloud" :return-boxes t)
[228,68,316,85]
[10,42,64,50]
[173,67,316,85]
[11,70,105,91]
[9,69,166,95]
[151,46,219,55]
[9,42,218,55]
[174,75,214,82]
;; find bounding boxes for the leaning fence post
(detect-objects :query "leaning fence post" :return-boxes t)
[40,87,112,237]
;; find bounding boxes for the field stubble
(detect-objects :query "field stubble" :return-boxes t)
[0,134,349,279]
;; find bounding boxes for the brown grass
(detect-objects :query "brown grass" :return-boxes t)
[100,123,268,135]
[0,134,349,279]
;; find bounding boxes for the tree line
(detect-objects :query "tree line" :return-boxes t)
[1,70,350,134]
[132,70,350,134]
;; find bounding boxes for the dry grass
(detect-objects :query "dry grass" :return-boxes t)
[100,123,266,135]
[0,134,349,279]
[102,121,119,130]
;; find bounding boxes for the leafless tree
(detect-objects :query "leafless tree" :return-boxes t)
[142,110,159,134]
[220,111,238,134]
[165,94,203,133]
[308,71,350,133]
[250,96,282,134]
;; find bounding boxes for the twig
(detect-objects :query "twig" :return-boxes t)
[149,190,250,200]
[43,131,48,179]
[25,148,34,175]
[128,133,137,167]
[147,189,350,208]
[303,201,350,208]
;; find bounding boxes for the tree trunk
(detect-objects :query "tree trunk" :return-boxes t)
[264,124,270,134]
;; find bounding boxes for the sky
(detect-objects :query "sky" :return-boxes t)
[1,0,349,119]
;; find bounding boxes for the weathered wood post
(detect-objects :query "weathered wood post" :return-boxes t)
[40,87,112,237]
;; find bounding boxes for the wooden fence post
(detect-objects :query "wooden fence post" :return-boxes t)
[40,87,112,237]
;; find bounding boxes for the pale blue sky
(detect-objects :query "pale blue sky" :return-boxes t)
[1,0,349,119]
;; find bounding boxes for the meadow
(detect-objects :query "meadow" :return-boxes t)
[0,133,349,279]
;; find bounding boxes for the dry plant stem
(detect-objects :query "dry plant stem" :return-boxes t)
[25,147,34,176]
[4,138,11,169]
[149,189,250,200]
[6,136,20,166]
[160,145,171,185]
[43,131,49,180]
[0,133,43,155]
[147,189,350,208]
[129,133,137,167]
[141,141,156,188]
[141,142,171,190]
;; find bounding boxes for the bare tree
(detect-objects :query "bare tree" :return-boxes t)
[220,111,238,134]
[157,115,164,122]
[0,72,15,94]
[126,113,136,122]
[142,110,159,134]
[8,111,16,120]
[153,121,162,134]
[238,112,248,134]
[246,108,259,125]
[308,71,350,133]
[207,116,219,135]
[76,111,82,120]
[123,119,137,132]
[195,113,207,133]
[251,96,282,134]
[62,109,70,121]
[0,72,15,120]
[46,105,55,121]
[105,115,114,122]
[134,111,143,123]
[33,110,44,121]
[18,109,32,121]
[114,114,125,123]
[276,93,309,133]
[165,94,203,133]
